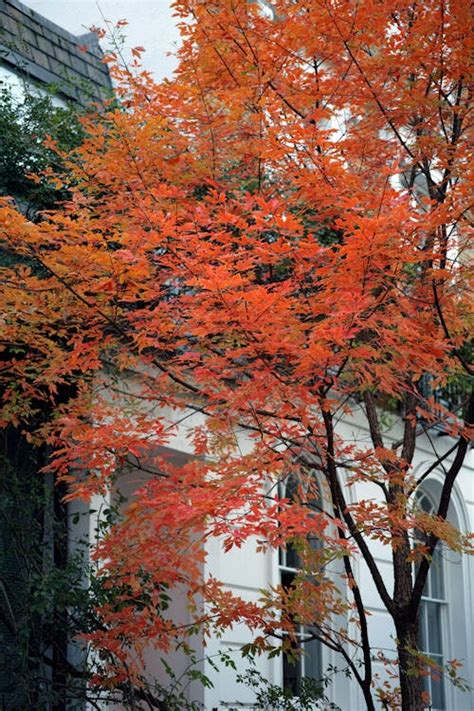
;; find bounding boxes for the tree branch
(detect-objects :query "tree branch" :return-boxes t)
[411,389,473,612]
[320,407,394,615]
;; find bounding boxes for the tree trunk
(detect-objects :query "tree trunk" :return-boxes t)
[395,618,425,711]
[361,681,376,711]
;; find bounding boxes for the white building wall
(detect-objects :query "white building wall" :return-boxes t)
[189,411,474,711]
[0,62,67,106]
[0,63,26,96]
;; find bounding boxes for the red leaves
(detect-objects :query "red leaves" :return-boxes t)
[0,0,472,695]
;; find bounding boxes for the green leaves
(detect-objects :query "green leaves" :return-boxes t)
[0,82,83,218]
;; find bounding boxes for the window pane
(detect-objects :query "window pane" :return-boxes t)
[307,533,322,552]
[429,661,445,710]
[419,603,428,651]
[286,542,300,570]
[416,490,446,710]
[303,636,322,681]
[279,546,285,566]
[430,546,444,599]
[286,475,299,501]
[426,602,442,655]
[283,652,301,694]
[280,472,324,694]
[281,570,296,590]
[424,567,432,598]
[419,494,433,513]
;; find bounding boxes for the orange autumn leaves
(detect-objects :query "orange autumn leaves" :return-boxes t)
[0,0,472,692]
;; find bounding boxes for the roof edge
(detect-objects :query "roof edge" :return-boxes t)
[4,0,103,49]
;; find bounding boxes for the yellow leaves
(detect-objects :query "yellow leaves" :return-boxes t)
[414,510,463,552]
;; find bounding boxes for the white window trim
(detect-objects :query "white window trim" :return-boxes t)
[278,472,324,691]
[416,490,447,711]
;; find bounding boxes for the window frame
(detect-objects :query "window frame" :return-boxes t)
[415,490,448,711]
[278,471,324,694]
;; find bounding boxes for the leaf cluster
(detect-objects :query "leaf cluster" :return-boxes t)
[0,82,83,218]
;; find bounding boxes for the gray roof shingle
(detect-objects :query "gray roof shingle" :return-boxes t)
[0,0,112,105]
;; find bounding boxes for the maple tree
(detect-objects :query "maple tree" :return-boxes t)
[0,84,187,711]
[0,0,472,709]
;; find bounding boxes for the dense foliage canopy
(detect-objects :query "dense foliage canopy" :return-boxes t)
[0,83,83,217]
[0,1,472,709]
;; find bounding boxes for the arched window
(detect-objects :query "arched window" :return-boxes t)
[416,491,446,711]
[279,472,323,695]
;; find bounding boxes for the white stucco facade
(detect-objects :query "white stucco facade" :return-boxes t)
[0,63,67,106]
[109,406,473,711]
